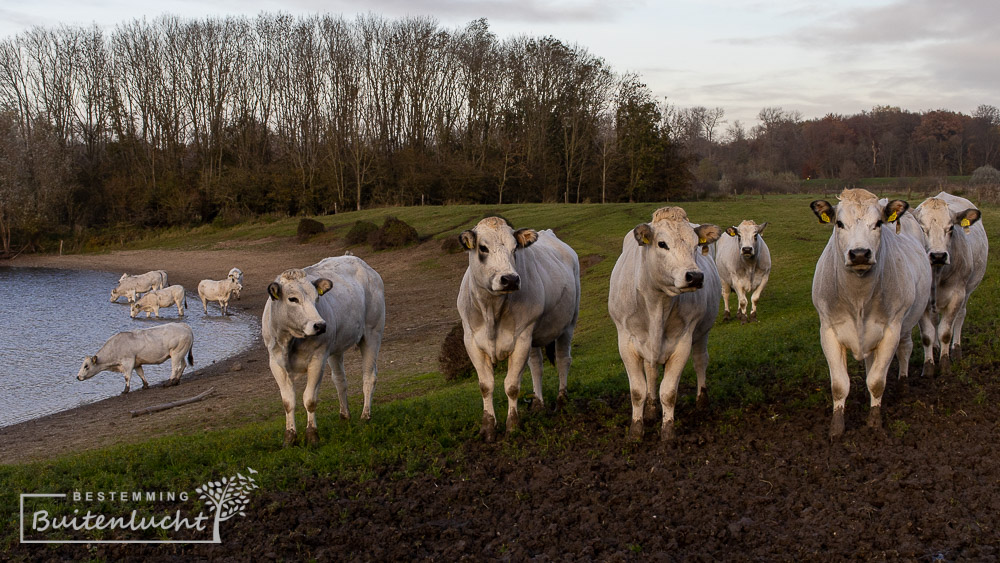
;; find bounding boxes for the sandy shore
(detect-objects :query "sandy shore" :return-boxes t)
[0,237,467,464]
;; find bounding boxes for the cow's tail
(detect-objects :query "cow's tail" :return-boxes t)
[187,347,194,367]
[545,341,556,366]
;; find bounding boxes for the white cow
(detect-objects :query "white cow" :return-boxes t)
[810,188,933,438]
[76,322,194,393]
[911,191,988,375]
[262,256,385,446]
[111,270,167,303]
[609,207,722,441]
[198,278,242,315]
[227,268,244,299]
[457,217,580,442]
[716,220,771,323]
[130,285,187,318]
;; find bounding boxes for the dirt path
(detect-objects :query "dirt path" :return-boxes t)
[0,236,468,464]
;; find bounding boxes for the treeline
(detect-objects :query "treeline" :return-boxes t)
[0,14,689,253]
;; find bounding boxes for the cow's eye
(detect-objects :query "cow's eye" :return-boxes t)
[479,244,489,254]
[657,241,668,249]
[835,221,845,229]
[289,297,299,304]
[874,220,883,230]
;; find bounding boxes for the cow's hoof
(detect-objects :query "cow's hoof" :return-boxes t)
[506,410,520,433]
[696,392,710,410]
[360,411,371,422]
[642,400,658,424]
[530,398,544,413]
[660,422,676,442]
[921,361,935,378]
[723,311,731,322]
[866,406,882,429]
[120,388,129,395]
[305,427,319,446]
[749,312,757,323]
[339,411,350,420]
[556,391,567,410]
[142,382,149,389]
[628,420,644,441]
[283,429,297,447]
[951,345,963,362]
[939,355,951,376]
[480,414,496,443]
[166,379,180,387]
[829,410,845,441]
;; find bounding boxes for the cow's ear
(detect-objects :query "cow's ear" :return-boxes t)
[756,222,768,235]
[883,199,909,223]
[514,228,538,248]
[956,208,981,231]
[633,223,653,246]
[695,224,722,246]
[90,355,98,364]
[810,200,835,224]
[459,230,476,251]
[725,226,737,237]
[267,282,281,300]
[313,278,333,296]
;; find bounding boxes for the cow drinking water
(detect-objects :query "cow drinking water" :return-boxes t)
[76,322,194,393]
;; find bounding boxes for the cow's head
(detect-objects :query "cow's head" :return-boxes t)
[811,188,908,275]
[459,217,537,295]
[912,197,981,266]
[129,301,140,318]
[109,288,120,302]
[77,355,101,381]
[232,282,243,300]
[267,269,332,338]
[725,220,768,258]
[632,207,721,297]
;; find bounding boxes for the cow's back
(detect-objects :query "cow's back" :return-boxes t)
[305,256,385,353]
[511,230,580,344]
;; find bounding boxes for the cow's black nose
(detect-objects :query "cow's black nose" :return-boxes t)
[500,274,520,290]
[848,248,872,264]
[685,271,704,287]
[741,246,753,255]
[313,322,327,335]
[929,252,948,265]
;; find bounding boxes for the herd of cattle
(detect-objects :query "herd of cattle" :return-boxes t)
[74,188,988,445]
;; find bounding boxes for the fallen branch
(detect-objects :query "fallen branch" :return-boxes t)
[130,387,215,417]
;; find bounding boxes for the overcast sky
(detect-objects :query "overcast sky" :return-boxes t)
[2,0,997,129]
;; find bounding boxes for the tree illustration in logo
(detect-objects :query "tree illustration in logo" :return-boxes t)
[195,467,259,543]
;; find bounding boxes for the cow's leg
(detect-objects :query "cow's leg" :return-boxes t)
[554,329,573,409]
[735,281,750,323]
[919,309,937,377]
[951,298,970,362]
[269,356,299,446]
[749,272,769,323]
[503,333,533,434]
[465,335,498,442]
[894,327,914,380]
[200,295,208,313]
[865,326,900,432]
[527,347,545,412]
[820,325,850,439]
[720,279,732,321]
[936,292,963,376]
[120,361,134,394]
[302,355,325,446]
[134,365,150,389]
[167,351,184,386]
[177,299,184,317]
[359,335,381,421]
[692,334,710,410]
[642,360,659,424]
[618,331,647,440]
[328,355,350,420]
[659,334,694,441]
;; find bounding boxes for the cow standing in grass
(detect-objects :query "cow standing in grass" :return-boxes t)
[911,192,988,375]
[457,217,580,442]
[608,207,722,441]
[810,188,933,439]
[76,322,194,393]
[262,256,385,446]
[716,220,771,323]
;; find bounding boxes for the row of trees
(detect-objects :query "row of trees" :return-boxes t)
[0,14,689,253]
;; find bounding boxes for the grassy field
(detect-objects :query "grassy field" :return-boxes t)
[4,193,1000,547]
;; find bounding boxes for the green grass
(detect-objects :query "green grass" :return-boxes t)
[5,193,1000,548]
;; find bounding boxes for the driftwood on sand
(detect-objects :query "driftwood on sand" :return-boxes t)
[130,387,215,417]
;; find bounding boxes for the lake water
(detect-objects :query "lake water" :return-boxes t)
[0,267,260,427]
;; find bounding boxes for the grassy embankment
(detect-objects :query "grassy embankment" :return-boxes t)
[3,193,999,546]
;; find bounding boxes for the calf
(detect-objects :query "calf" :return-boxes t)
[76,322,194,393]
[810,188,933,438]
[130,285,187,318]
[198,278,242,315]
[262,256,385,446]
[457,217,580,442]
[608,206,722,441]
[716,220,771,323]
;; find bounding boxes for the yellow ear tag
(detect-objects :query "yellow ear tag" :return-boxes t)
[887,211,897,222]
[699,237,707,244]
[642,236,650,245]
[961,218,971,227]
[464,239,474,250]
[820,212,830,223]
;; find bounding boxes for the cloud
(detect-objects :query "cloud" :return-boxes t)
[282,0,639,24]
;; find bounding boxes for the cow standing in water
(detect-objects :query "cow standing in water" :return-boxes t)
[608,207,722,441]
[810,188,933,439]
[716,220,771,323]
[262,256,385,446]
[457,217,580,442]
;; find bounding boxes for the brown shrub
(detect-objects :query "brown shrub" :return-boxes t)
[345,220,378,245]
[439,322,475,381]
[370,216,419,251]
[297,218,325,242]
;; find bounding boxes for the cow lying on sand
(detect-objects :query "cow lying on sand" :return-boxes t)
[111,270,167,303]
[262,256,385,446]
[198,278,242,315]
[76,322,194,393]
[716,220,771,323]
[130,285,187,318]
[810,188,932,439]
[609,207,722,441]
[457,217,580,442]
